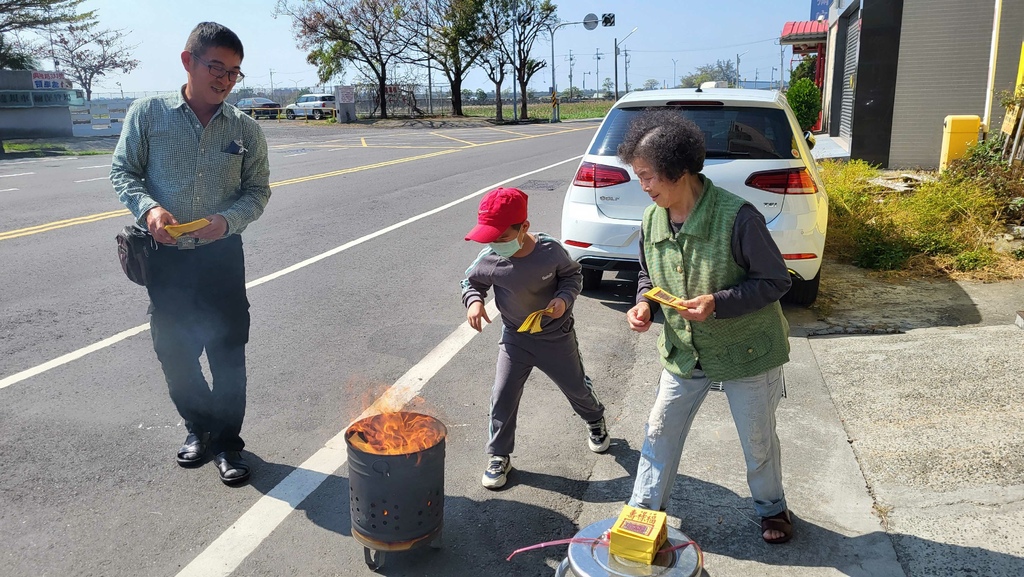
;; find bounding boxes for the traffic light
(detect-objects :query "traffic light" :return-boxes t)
[601,13,615,27]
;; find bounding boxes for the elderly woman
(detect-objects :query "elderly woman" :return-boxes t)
[620,109,794,544]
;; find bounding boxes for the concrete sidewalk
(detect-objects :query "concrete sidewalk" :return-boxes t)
[574,295,1024,575]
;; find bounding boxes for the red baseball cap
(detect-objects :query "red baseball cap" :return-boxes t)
[465,187,529,243]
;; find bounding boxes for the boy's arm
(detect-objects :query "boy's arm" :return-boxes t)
[461,249,493,308]
[553,246,583,308]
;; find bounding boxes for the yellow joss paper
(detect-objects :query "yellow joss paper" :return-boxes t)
[609,504,668,565]
[642,287,688,311]
[165,218,211,239]
[517,307,555,334]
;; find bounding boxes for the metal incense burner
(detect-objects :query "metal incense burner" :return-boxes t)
[554,518,702,577]
[345,412,446,571]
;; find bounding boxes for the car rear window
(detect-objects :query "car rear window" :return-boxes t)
[590,105,796,160]
[321,95,335,102]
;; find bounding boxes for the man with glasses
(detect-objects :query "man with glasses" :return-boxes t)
[110,22,271,486]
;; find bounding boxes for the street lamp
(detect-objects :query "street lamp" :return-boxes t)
[735,51,748,88]
[614,26,637,100]
[115,81,123,99]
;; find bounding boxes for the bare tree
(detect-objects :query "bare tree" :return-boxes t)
[499,0,556,120]
[279,0,414,119]
[400,0,488,117]
[47,16,139,101]
[643,78,659,91]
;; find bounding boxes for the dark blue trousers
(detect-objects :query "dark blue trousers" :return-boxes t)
[146,235,250,454]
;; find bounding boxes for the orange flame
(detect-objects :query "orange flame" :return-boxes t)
[346,412,446,455]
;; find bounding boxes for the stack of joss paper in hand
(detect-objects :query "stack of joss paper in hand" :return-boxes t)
[517,307,554,334]
[643,287,689,311]
[164,218,211,239]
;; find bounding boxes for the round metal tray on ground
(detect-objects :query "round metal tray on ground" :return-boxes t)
[554,517,702,577]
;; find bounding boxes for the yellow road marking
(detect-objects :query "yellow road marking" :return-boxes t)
[272,149,458,187]
[361,137,367,147]
[431,132,478,146]
[0,209,133,240]
[2,126,593,241]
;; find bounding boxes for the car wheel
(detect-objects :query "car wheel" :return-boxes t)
[783,271,820,306]
[286,110,295,120]
[581,268,603,292]
[313,109,324,120]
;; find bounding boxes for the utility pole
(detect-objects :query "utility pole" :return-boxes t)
[614,26,637,100]
[269,69,275,100]
[735,51,747,88]
[755,68,759,89]
[567,50,575,101]
[583,70,591,95]
[672,58,678,88]
[780,43,786,90]
[624,50,631,93]
[425,0,433,114]
[594,49,602,96]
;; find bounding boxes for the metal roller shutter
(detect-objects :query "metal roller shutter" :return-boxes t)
[839,9,860,139]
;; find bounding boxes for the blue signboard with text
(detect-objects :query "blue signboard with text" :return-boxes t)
[811,0,829,21]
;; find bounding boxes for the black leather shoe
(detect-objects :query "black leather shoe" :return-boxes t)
[176,432,208,467]
[213,451,251,485]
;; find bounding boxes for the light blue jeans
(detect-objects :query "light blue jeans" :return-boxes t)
[629,365,787,518]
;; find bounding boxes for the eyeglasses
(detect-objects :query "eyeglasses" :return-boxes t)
[191,52,245,82]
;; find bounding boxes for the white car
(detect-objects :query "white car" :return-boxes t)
[284,93,336,120]
[560,88,828,305]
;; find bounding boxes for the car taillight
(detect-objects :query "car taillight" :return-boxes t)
[573,161,631,188]
[782,253,818,260]
[564,240,592,248]
[745,169,817,194]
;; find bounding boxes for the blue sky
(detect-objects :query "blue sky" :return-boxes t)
[61,0,817,96]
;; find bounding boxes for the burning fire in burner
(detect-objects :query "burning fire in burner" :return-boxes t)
[346,412,446,455]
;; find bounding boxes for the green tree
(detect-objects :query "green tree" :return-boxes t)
[0,0,90,155]
[474,88,486,102]
[642,78,659,91]
[401,0,489,116]
[791,55,816,85]
[680,59,736,88]
[601,76,613,95]
[786,77,822,131]
[280,0,414,119]
[48,15,140,101]
[499,0,556,120]
[478,0,513,120]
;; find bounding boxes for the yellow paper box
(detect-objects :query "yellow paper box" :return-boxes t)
[609,505,668,565]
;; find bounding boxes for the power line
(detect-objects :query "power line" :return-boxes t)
[628,37,778,54]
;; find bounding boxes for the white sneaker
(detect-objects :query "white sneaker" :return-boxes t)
[587,417,610,453]
[482,455,511,489]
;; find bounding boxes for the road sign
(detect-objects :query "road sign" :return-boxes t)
[584,13,598,30]
[602,13,615,27]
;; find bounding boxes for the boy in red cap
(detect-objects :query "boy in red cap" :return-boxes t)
[462,187,609,489]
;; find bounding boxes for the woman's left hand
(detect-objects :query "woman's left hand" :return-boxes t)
[678,294,716,322]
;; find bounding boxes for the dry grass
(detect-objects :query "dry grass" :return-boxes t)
[818,141,1024,280]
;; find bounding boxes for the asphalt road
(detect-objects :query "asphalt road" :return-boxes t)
[0,121,641,577]
[3,122,1024,577]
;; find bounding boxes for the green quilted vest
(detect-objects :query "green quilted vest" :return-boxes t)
[642,176,790,381]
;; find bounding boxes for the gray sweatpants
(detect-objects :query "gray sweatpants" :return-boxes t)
[486,322,605,456]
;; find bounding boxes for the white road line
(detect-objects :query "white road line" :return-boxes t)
[284,152,307,157]
[0,172,34,178]
[77,164,111,170]
[73,176,108,183]
[173,300,499,577]
[0,188,18,192]
[0,154,581,394]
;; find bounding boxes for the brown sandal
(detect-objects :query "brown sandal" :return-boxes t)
[760,510,794,544]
